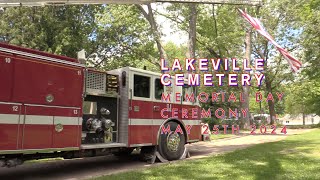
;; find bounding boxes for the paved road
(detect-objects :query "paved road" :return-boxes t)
[0,129,312,180]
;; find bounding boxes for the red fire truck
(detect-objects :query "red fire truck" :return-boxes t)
[0,42,205,167]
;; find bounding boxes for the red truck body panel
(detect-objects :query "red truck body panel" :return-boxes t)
[0,43,203,155]
[0,43,83,151]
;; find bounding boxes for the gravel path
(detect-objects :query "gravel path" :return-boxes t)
[0,129,312,180]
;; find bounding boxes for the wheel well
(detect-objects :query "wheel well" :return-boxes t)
[156,118,189,145]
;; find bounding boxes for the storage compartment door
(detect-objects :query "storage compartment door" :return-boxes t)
[0,54,14,102]
[52,107,80,148]
[23,105,53,149]
[0,103,21,150]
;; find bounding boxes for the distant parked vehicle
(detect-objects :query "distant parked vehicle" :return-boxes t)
[253,114,271,125]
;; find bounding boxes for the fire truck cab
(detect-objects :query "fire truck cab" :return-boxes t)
[0,43,203,167]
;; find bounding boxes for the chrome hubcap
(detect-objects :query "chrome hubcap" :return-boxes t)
[167,132,181,152]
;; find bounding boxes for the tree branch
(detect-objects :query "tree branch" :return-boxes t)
[154,9,184,24]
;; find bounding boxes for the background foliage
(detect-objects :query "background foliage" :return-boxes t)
[0,1,319,122]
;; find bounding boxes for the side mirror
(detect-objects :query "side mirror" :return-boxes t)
[122,71,126,87]
[77,49,86,64]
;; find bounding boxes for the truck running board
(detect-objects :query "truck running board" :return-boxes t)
[80,143,127,150]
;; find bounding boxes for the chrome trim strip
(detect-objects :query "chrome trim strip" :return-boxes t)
[0,47,84,67]
[24,104,81,109]
[80,143,127,150]
[116,90,120,142]
[22,106,26,149]
[77,117,80,147]
[0,147,79,155]
[16,106,22,149]
[0,101,22,105]
[129,143,153,147]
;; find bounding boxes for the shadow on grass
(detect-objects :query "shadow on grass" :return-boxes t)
[0,155,144,180]
[101,129,320,180]
[1,130,319,180]
[222,138,320,180]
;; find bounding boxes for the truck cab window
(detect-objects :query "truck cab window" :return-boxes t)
[83,101,97,115]
[134,74,150,98]
[155,78,164,100]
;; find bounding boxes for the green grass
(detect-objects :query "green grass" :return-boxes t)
[94,129,320,180]
[25,158,64,164]
[210,132,236,140]
[286,124,320,129]
[210,129,241,140]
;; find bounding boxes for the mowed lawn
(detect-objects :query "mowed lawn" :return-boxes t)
[210,133,235,140]
[94,129,320,180]
[210,129,237,140]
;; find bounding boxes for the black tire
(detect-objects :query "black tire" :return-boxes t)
[158,121,186,161]
[140,146,156,162]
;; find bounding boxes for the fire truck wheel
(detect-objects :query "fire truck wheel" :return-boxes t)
[158,121,186,161]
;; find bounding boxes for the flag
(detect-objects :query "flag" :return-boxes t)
[238,9,302,72]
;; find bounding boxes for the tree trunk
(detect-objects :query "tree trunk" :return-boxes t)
[302,112,305,125]
[187,4,197,96]
[136,4,168,65]
[266,77,276,125]
[187,4,197,60]
[240,28,251,129]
